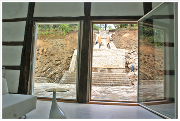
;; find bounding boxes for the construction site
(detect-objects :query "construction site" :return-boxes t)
[33,25,163,102]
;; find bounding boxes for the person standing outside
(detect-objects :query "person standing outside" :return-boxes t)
[131,62,134,72]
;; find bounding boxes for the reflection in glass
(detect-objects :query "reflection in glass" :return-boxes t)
[138,2,176,119]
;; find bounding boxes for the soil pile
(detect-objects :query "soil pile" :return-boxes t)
[112,29,163,81]
[35,31,78,82]
[112,29,138,84]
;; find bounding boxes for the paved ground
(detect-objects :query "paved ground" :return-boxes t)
[33,83,138,101]
[33,82,164,102]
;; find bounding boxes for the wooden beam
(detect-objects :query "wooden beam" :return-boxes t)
[93,22,138,24]
[2,66,21,70]
[18,2,35,94]
[143,2,152,15]
[2,18,27,22]
[87,101,139,106]
[77,2,91,103]
[32,16,85,21]
[90,16,142,21]
[2,41,23,46]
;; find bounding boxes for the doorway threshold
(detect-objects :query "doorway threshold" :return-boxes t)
[87,101,139,106]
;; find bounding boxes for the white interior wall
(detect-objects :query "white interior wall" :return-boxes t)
[2,46,22,66]
[4,70,20,93]
[2,2,28,19]
[91,2,144,16]
[34,2,84,17]
[2,2,27,93]
[2,22,26,42]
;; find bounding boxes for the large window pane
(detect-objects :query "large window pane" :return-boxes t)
[91,24,138,101]
[33,23,79,99]
[138,2,176,119]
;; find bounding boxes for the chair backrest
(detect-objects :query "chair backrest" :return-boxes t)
[2,78,9,95]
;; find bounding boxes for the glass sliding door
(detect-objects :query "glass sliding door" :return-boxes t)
[138,2,177,119]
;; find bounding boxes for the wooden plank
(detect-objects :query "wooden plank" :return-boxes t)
[18,2,35,94]
[2,18,27,22]
[77,2,91,103]
[90,16,142,21]
[87,101,139,106]
[2,41,23,46]
[143,2,152,15]
[32,16,85,21]
[2,66,21,70]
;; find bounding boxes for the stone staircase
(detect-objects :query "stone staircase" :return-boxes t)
[59,71,130,86]
[59,71,76,84]
[92,72,130,86]
[59,30,130,86]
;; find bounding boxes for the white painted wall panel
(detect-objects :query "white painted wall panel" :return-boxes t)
[91,2,143,16]
[2,2,28,19]
[4,70,20,93]
[2,22,26,42]
[34,2,84,17]
[2,46,22,65]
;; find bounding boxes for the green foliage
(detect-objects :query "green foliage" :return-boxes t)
[140,26,164,46]
[93,24,100,30]
[114,24,138,30]
[108,25,113,30]
[37,24,78,36]
[114,24,121,29]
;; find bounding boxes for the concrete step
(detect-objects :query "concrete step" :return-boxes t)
[92,78,129,82]
[60,71,130,86]
[93,80,129,83]
[92,72,130,86]
[59,71,76,84]
[92,82,130,86]
[92,72,127,76]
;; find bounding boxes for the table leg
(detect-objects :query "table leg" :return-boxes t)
[49,92,67,119]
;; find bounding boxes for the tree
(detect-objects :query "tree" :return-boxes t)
[93,24,100,30]
[114,24,121,29]
[108,25,113,30]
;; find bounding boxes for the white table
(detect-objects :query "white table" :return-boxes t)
[46,88,69,119]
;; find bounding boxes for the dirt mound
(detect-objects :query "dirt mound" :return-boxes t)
[139,39,164,80]
[112,29,138,53]
[35,31,78,82]
[112,29,163,80]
